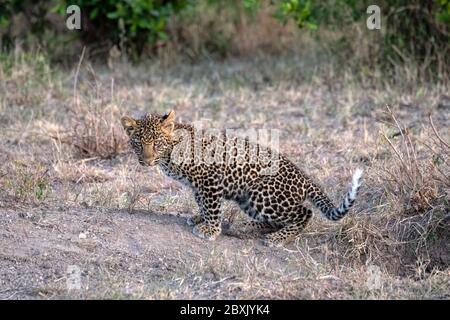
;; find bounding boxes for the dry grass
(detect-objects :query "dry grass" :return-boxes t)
[323,105,450,275]
[381,106,447,216]
[1,159,51,203]
[0,43,449,299]
[59,101,128,160]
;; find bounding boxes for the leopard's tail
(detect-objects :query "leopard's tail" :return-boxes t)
[306,169,363,221]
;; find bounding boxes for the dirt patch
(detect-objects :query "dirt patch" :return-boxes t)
[0,203,297,299]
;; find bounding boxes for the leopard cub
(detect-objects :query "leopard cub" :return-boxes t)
[121,111,363,247]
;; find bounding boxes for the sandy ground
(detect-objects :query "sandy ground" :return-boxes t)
[0,195,303,299]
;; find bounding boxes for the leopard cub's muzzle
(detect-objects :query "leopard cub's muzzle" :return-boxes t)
[140,144,158,166]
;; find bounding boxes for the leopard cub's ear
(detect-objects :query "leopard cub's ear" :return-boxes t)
[121,116,137,135]
[161,110,175,135]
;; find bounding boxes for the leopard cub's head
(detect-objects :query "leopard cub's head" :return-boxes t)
[121,111,176,166]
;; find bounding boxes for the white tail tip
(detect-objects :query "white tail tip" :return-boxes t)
[350,168,363,199]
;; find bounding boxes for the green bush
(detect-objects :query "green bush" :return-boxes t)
[0,1,52,51]
[54,0,192,59]
[0,0,193,59]
[0,0,449,78]
[265,0,450,78]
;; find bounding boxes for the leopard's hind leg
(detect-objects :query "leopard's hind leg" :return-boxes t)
[261,207,312,247]
[240,220,278,233]
[223,195,280,238]
[223,219,280,238]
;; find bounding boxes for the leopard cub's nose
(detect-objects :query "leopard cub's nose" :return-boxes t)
[142,157,154,165]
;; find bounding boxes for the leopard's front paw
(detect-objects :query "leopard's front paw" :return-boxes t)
[187,215,204,226]
[192,223,221,241]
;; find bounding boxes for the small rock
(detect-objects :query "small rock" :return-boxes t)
[78,232,87,239]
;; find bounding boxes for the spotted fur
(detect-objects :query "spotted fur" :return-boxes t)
[121,111,363,247]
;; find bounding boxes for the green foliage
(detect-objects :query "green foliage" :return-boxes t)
[436,0,450,23]
[242,0,365,29]
[269,0,450,78]
[54,0,192,58]
[380,1,450,78]
[0,0,52,51]
[0,0,448,76]
[0,0,192,58]
[276,0,317,29]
